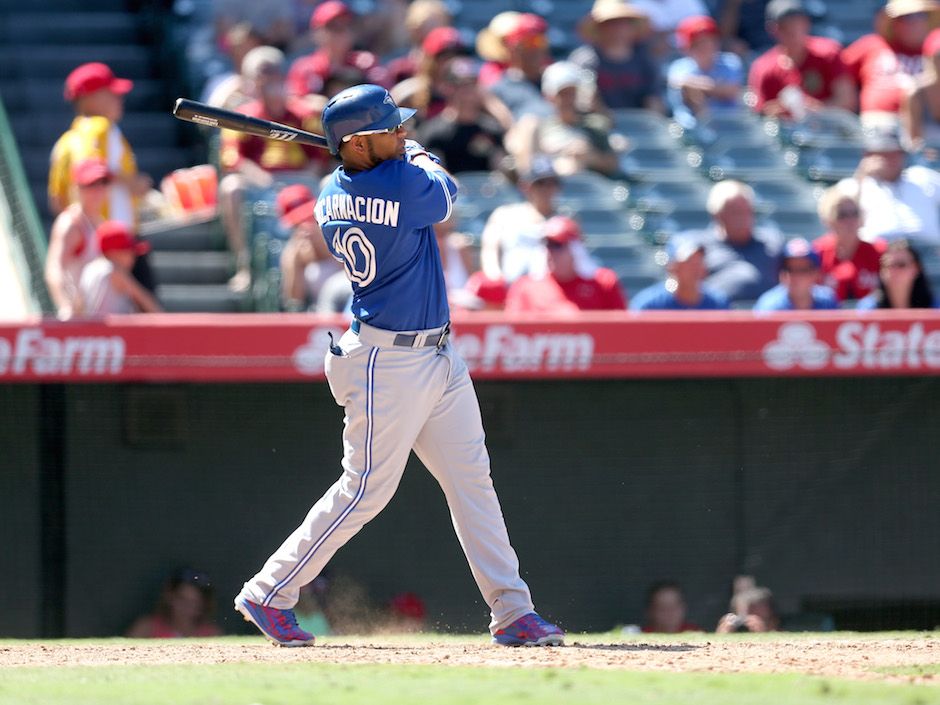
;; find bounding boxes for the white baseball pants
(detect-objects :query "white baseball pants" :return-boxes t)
[238,324,535,633]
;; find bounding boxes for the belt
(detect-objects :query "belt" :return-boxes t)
[352,318,450,349]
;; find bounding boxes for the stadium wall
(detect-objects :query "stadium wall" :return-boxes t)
[2,376,938,637]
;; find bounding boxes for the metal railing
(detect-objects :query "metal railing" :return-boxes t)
[0,96,53,314]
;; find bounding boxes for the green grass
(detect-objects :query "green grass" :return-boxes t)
[2,662,939,705]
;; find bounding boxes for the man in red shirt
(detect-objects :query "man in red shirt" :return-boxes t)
[505,215,627,313]
[842,0,940,118]
[219,46,326,291]
[748,0,855,117]
[286,0,388,99]
[812,180,885,302]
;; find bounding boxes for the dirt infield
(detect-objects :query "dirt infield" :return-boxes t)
[1,635,937,684]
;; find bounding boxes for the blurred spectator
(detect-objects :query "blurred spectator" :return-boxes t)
[218,46,326,292]
[505,215,627,313]
[696,180,783,304]
[667,16,745,129]
[630,233,730,309]
[434,215,475,297]
[356,0,411,60]
[277,184,340,312]
[842,0,940,121]
[480,13,553,120]
[508,61,620,178]
[479,157,560,283]
[213,0,296,50]
[286,1,388,99]
[127,567,222,638]
[901,28,940,149]
[569,0,664,113]
[857,238,937,308]
[753,237,839,310]
[202,22,266,109]
[45,158,111,320]
[641,581,703,633]
[49,62,153,225]
[748,0,855,118]
[79,221,162,316]
[415,58,508,173]
[391,26,468,121]
[813,179,885,302]
[855,123,940,244]
[386,0,453,84]
[455,270,510,311]
[715,0,774,57]
[385,592,427,633]
[716,586,780,633]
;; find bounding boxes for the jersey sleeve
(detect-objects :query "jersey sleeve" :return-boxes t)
[399,162,458,229]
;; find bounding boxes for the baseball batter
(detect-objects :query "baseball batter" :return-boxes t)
[234,84,564,647]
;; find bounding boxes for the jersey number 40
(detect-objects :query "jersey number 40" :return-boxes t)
[331,226,377,287]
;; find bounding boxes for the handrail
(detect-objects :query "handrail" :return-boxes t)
[0,95,53,314]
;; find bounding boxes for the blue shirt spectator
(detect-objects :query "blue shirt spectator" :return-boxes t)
[667,16,744,129]
[753,237,839,311]
[631,233,730,310]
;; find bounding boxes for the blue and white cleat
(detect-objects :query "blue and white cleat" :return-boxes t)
[493,612,565,647]
[234,595,315,647]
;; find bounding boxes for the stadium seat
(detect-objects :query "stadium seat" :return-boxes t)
[674,110,773,149]
[692,144,793,181]
[792,144,864,183]
[555,170,629,209]
[627,179,712,213]
[758,210,826,239]
[619,146,696,182]
[610,108,678,147]
[625,208,712,245]
[750,178,820,213]
[771,108,865,149]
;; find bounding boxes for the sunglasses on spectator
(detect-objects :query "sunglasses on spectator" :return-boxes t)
[883,259,914,269]
[342,124,403,143]
[545,239,570,250]
[835,206,860,220]
[510,34,548,50]
[784,264,816,274]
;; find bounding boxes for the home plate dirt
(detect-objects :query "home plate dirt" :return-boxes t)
[0,636,937,684]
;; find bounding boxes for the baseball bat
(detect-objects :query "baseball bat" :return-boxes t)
[172,98,329,149]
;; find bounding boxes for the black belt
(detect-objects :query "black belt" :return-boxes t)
[352,319,450,348]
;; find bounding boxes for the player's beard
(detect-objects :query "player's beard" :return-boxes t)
[365,136,382,168]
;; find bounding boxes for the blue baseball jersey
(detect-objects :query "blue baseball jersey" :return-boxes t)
[316,157,458,331]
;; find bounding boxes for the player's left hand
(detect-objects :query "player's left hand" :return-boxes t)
[404,139,440,165]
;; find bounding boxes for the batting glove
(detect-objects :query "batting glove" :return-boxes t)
[404,139,441,165]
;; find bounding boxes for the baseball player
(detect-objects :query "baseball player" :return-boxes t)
[234,84,564,648]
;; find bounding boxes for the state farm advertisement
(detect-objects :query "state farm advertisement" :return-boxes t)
[1,311,940,382]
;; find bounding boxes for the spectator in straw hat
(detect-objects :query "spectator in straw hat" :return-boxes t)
[385,0,453,85]
[478,12,553,119]
[748,0,856,118]
[667,15,745,128]
[901,27,940,148]
[842,0,940,121]
[569,0,665,112]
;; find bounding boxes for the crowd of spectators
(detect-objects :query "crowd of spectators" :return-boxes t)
[41,0,940,316]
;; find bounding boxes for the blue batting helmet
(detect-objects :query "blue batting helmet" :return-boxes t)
[321,84,416,155]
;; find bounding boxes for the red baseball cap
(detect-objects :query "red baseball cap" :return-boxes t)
[676,15,719,50]
[422,26,464,57]
[64,62,133,101]
[504,13,549,47]
[71,157,111,187]
[543,215,582,244]
[924,27,940,56]
[96,220,151,255]
[277,183,318,228]
[311,0,353,29]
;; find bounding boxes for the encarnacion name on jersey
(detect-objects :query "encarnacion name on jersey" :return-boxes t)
[316,194,400,228]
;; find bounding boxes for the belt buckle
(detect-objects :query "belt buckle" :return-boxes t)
[435,322,451,351]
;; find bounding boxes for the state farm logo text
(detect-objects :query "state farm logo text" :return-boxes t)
[763,321,940,371]
[453,325,594,372]
[0,328,125,376]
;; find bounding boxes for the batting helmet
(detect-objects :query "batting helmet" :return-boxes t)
[321,84,416,155]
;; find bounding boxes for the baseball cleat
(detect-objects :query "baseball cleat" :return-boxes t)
[234,596,315,647]
[492,612,565,647]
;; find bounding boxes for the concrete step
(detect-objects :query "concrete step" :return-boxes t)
[0,78,166,112]
[150,250,232,285]
[12,111,180,148]
[0,13,140,44]
[157,284,251,313]
[0,0,127,10]
[141,217,224,252]
[0,45,153,80]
